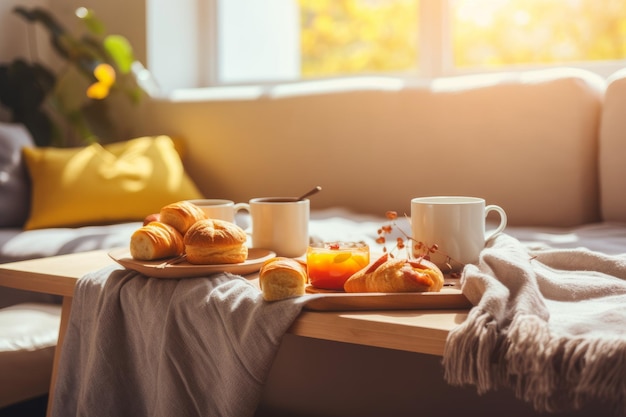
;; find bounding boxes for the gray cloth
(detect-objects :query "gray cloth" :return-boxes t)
[443,233,626,415]
[51,264,312,417]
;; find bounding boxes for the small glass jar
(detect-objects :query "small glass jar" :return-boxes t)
[306,241,370,290]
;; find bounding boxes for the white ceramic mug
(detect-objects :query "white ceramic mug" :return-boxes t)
[410,196,507,271]
[186,199,239,223]
[234,197,309,258]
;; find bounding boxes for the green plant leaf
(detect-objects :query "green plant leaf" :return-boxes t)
[104,35,135,74]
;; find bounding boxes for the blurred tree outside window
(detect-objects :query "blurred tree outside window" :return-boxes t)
[148,0,626,91]
[297,0,626,79]
[298,0,419,77]
[452,0,626,70]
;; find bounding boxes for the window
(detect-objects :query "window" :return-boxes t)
[298,0,419,77]
[148,0,626,93]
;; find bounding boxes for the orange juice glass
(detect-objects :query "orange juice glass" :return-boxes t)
[306,241,370,290]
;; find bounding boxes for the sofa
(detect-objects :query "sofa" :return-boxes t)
[1,66,625,416]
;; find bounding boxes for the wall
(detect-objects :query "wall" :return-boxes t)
[50,0,147,63]
[0,0,138,69]
[0,0,50,63]
[0,0,50,121]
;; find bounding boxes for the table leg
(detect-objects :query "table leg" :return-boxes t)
[46,295,73,417]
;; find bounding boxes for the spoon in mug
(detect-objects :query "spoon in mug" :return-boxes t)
[297,185,322,201]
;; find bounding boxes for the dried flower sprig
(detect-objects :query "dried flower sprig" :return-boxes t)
[375,210,460,274]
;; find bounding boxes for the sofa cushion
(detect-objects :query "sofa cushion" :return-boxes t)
[22,135,203,230]
[599,69,626,223]
[0,123,33,228]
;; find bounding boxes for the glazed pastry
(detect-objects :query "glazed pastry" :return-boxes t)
[130,221,185,261]
[143,213,160,225]
[344,253,444,293]
[184,218,248,264]
[159,200,206,235]
[259,257,307,301]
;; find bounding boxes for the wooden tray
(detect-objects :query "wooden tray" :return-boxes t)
[109,248,276,278]
[303,278,472,311]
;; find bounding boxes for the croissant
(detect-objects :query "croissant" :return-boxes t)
[344,253,444,293]
[259,257,307,301]
[159,200,206,235]
[130,221,185,261]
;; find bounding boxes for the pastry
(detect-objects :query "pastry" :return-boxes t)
[344,253,444,293]
[184,218,248,264]
[159,200,206,235]
[143,213,160,225]
[259,257,307,301]
[130,221,185,261]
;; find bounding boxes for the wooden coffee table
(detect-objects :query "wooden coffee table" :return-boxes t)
[0,249,469,416]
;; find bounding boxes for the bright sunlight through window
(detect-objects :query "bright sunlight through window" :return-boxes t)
[451,0,626,70]
[148,0,626,92]
[298,0,626,79]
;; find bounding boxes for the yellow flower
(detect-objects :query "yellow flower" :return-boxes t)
[86,63,115,99]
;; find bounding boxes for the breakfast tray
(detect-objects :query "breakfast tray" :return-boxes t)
[303,277,472,311]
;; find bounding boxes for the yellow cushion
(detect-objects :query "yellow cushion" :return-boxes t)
[22,135,203,230]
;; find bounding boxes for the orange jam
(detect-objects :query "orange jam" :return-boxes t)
[306,241,370,290]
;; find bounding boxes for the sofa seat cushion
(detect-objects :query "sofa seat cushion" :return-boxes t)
[0,302,61,408]
[0,222,140,265]
[0,222,140,309]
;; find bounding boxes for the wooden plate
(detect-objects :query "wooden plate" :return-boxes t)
[303,278,472,311]
[108,247,276,279]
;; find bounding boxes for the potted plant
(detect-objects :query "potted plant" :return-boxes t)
[0,6,158,147]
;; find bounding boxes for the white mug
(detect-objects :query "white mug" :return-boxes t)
[410,196,507,271]
[186,199,238,223]
[234,197,309,258]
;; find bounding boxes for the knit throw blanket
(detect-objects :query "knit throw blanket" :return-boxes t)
[51,265,312,417]
[442,234,626,415]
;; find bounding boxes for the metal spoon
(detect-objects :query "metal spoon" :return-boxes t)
[297,185,322,201]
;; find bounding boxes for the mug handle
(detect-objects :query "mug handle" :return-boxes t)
[234,202,249,213]
[233,203,252,233]
[484,204,507,242]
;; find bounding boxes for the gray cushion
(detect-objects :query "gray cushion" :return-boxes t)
[0,123,33,228]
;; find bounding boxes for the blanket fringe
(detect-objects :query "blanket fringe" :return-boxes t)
[445,311,626,416]
[443,308,499,393]
[505,314,626,415]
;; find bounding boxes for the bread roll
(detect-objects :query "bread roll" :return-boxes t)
[130,221,185,261]
[143,213,160,225]
[159,200,206,235]
[184,219,248,264]
[259,257,307,301]
[344,254,444,293]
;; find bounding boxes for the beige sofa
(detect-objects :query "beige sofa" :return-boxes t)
[1,67,625,415]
